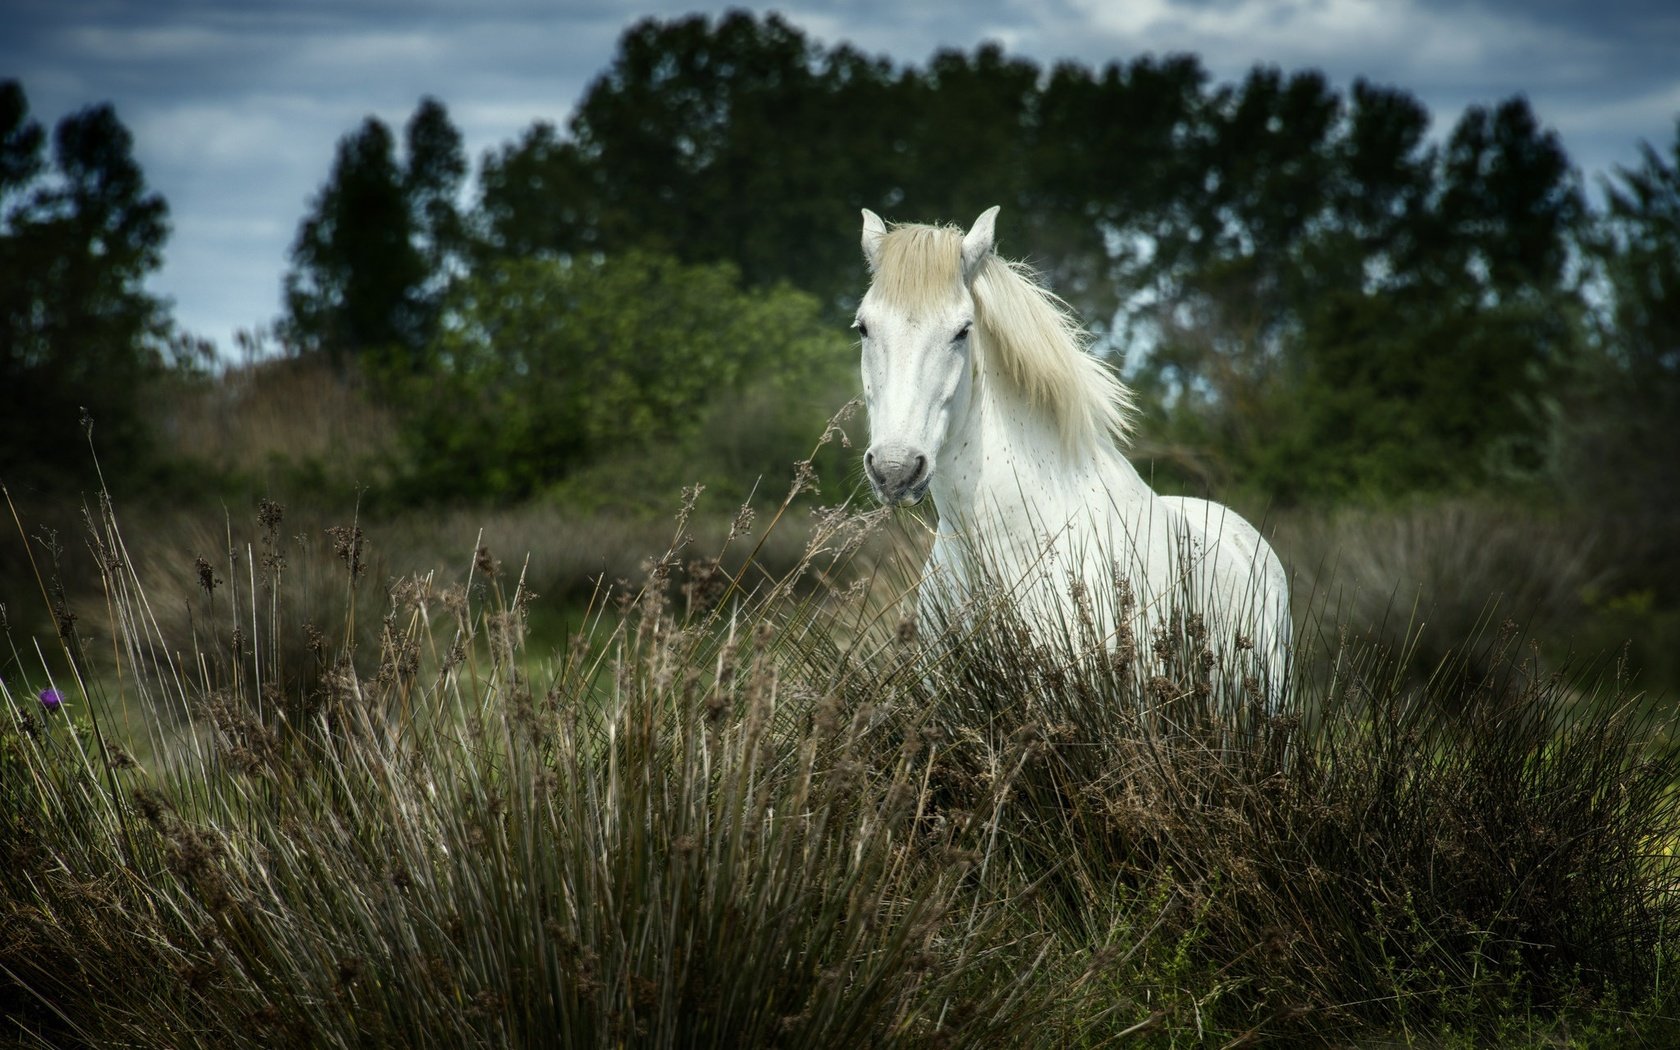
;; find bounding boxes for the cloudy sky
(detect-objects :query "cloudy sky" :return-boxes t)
[6,0,1679,353]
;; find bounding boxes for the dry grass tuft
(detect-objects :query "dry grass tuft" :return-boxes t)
[1274,499,1609,685]
[153,356,401,491]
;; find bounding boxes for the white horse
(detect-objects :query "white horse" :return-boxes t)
[855,205,1290,699]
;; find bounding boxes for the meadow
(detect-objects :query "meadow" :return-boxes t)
[0,362,1673,1048]
[3,359,1679,1047]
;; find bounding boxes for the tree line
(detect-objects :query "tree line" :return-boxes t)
[3,11,1676,508]
[1,80,173,485]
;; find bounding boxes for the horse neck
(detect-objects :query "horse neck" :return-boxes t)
[930,348,1155,534]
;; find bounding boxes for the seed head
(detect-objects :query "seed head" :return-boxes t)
[327,525,366,579]
[195,555,220,595]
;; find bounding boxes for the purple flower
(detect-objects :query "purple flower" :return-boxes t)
[38,688,63,712]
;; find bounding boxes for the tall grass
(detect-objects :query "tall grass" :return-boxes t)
[1275,500,1609,682]
[807,535,1680,1042]
[152,356,402,496]
[5,453,1680,1046]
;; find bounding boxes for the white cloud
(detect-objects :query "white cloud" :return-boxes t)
[1537,78,1680,186]
[290,29,452,71]
[1051,0,1590,88]
[132,99,337,170]
[1549,79,1680,144]
[64,25,251,62]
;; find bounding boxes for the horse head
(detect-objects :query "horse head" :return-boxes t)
[855,205,999,505]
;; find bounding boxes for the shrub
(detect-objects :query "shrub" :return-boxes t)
[394,253,853,504]
[0,454,1041,1048]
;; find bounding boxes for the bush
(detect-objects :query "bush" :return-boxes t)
[394,252,853,504]
[794,536,1680,1042]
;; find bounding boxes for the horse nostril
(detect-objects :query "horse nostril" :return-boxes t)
[909,454,927,484]
[864,450,879,480]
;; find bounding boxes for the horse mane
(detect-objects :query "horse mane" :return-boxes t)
[872,222,1134,451]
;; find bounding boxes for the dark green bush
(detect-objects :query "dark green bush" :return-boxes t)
[392,252,853,505]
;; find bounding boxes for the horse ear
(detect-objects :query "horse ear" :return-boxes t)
[861,208,887,272]
[961,205,1000,282]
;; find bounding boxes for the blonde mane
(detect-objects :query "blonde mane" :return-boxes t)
[871,222,1134,451]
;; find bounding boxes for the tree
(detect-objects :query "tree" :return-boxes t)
[1133,87,1587,501]
[0,81,169,481]
[1131,68,1344,463]
[1561,119,1680,516]
[1600,119,1680,381]
[0,81,45,191]
[282,97,465,373]
[473,15,1218,329]
[474,121,597,263]
[1034,53,1209,332]
[476,12,905,311]
[1327,98,1585,494]
[460,14,1601,504]
[399,252,849,503]
[1430,98,1582,297]
[402,97,467,338]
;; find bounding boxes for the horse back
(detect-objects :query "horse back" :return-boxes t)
[1158,495,1290,640]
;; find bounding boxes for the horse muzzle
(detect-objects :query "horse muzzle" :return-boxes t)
[864,446,931,506]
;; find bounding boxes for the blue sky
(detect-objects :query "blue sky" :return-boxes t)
[6,0,1678,352]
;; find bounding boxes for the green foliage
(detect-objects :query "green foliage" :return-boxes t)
[1541,120,1680,641]
[1434,98,1584,293]
[468,12,1609,506]
[0,81,170,483]
[403,97,469,283]
[1566,119,1680,516]
[1246,287,1575,500]
[1602,120,1680,374]
[475,13,1214,325]
[7,21,1679,520]
[1137,90,1586,502]
[394,252,852,504]
[477,13,903,310]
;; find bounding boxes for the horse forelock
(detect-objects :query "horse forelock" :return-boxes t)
[869,223,966,311]
[868,221,1134,451]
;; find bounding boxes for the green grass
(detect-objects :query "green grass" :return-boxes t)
[5,456,1680,1046]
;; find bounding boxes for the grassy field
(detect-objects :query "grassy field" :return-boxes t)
[4,361,1679,1046]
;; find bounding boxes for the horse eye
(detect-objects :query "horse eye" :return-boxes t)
[855,320,870,339]
[954,323,972,342]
